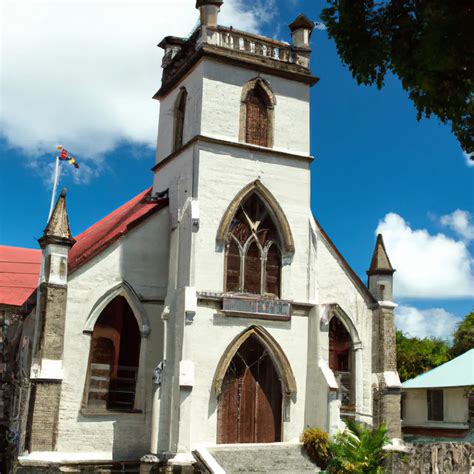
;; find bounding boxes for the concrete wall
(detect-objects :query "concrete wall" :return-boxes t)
[51,209,170,460]
[403,388,469,427]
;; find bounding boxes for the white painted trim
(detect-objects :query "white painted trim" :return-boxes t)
[18,451,113,465]
[378,300,398,309]
[31,359,63,380]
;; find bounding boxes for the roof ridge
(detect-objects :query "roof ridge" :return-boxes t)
[74,187,152,241]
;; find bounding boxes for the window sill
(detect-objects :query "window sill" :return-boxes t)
[80,407,143,417]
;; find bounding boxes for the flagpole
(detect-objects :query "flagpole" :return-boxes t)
[48,156,61,222]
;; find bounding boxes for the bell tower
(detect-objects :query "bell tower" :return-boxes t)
[149,0,320,459]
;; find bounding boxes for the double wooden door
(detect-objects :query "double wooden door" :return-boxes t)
[217,335,282,444]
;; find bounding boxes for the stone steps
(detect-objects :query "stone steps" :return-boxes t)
[193,442,320,474]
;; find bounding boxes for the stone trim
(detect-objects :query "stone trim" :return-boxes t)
[212,325,297,399]
[152,134,313,173]
[239,77,276,148]
[216,180,295,257]
[154,44,319,99]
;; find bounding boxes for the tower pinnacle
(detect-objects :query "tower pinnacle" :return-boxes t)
[39,188,75,248]
[367,233,394,276]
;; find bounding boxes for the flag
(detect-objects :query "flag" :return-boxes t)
[56,145,80,169]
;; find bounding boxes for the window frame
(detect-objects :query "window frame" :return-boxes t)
[427,389,444,421]
[173,88,187,152]
[239,79,275,149]
[224,197,282,297]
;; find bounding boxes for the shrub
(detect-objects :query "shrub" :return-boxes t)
[301,427,330,469]
[327,421,391,474]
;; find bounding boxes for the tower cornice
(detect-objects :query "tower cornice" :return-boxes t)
[154,27,318,99]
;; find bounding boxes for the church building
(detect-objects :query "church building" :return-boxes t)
[5,1,401,471]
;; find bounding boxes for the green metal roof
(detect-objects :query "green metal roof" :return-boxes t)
[402,349,474,389]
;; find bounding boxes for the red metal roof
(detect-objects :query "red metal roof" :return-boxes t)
[69,188,168,273]
[0,246,41,307]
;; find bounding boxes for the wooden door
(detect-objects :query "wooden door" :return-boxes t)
[217,335,282,444]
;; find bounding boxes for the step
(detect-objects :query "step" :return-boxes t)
[193,442,320,474]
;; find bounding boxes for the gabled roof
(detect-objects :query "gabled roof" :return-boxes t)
[367,233,394,276]
[0,246,41,307]
[313,216,377,306]
[68,188,168,273]
[403,349,474,389]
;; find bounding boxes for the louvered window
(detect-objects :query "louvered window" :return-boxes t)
[225,194,281,297]
[174,89,187,151]
[427,389,444,421]
[245,87,269,147]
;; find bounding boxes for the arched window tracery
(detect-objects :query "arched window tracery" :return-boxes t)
[225,193,281,297]
[174,88,187,151]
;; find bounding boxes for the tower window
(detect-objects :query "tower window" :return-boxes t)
[241,79,275,148]
[245,86,269,146]
[174,88,187,151]
[225,193,281,297]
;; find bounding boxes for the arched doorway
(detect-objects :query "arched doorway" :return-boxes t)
[217,334,282,444]
[329,317,355,413]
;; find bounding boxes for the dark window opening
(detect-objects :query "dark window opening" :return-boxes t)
[245,85,270,147]
[427,389,444,421]
[225,193,281,297]
[174,89,187,151]
[329,317,354,411]
[86,296,141,411]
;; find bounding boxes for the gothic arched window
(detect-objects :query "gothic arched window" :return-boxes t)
[225,194,281,296]
[329,317,355,411]
[241,79,275,148]
[174,88,187,151]
[84,296,141,412]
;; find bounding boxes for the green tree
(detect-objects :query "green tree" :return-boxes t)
[451,310,474,358]
[396,331,451,382]
[321,0,474,156]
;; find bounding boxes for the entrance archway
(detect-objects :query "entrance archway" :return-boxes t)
[217,334,282,444]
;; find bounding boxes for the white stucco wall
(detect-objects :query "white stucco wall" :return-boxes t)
[55,209,170,459]
[403,388,469,427]
[180,307,309,450]
[200,60,311,155]
[156,62,205,163]
[315,228,374,421]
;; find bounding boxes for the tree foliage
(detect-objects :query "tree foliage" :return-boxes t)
[327,420,391,473]
[321,0,474,155]
[396,330,451,382]
[451,310,474,358]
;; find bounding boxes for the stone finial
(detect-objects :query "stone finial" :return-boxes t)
[288,14,315,49]
[196,0,223,27]
[367,234,395,276]
[39,188,76,248]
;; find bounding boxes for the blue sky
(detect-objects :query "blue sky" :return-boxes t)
[1,0,472,340]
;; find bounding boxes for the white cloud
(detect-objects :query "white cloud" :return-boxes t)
[440,209,474,241]
[376,213,474,298]
[314,22,327,31]
[464,152,474,167]
[1,0,269,172]
[396,305,460,340]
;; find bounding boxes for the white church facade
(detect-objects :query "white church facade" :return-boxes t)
[9,1,401,471]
